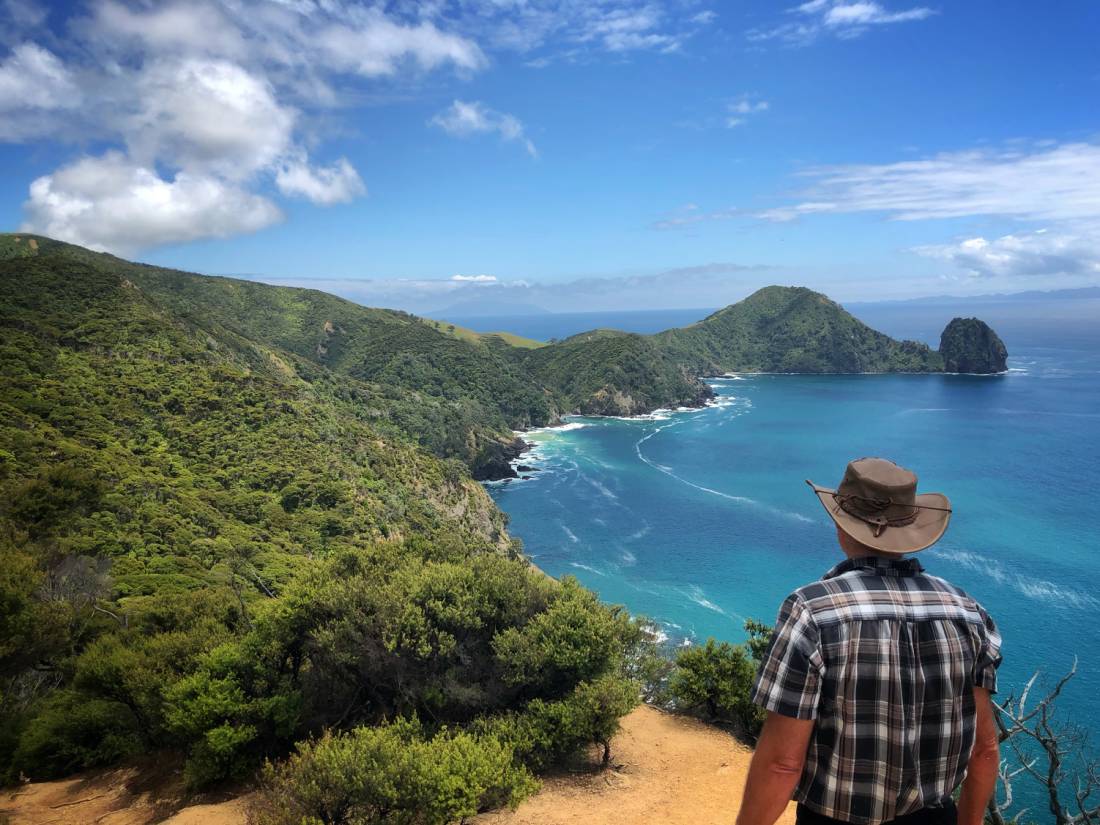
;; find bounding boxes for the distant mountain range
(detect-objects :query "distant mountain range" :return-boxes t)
[848,285,1100,306]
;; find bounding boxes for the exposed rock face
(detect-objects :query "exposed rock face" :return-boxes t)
[938,317,1008,374]
[471,436,528,481]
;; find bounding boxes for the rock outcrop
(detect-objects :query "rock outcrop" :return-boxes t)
[938,317,1008,374]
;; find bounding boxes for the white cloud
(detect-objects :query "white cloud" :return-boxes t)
[6,0,717,252]
[749,1,934,45]
[21,152,283,256]
[451,274,498,282]
[822,2,933,27]
[0,43,79,138]
[652,204,744,230]
[757,142,1100,223]
[579,7,678,52]
[431,100,538,157]
[276,156,366,205]
[446,0,712,58]
[5,0,496,253]
[88,1,247,59]
[314,11,486,77]
[726,95,769,128]
[915,228,1100,280]
[126,58,296,179]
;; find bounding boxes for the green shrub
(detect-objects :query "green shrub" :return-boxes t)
[668,638,763,736]
[10,691,142,780]
[484,674,639,769]
[250,718,537,825]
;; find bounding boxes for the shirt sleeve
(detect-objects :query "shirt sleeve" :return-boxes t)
[751,593,825,720]
[974,602,1002,694]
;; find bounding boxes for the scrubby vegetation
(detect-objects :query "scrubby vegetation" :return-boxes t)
[0,237,644,811]
[519,329,712,416]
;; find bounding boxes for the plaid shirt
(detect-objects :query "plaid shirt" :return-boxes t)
[751,556,1002,825]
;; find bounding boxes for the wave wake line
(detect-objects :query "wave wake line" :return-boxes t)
[633,424,812,524]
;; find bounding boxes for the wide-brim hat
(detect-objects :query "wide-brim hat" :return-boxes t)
[806,457,951,555]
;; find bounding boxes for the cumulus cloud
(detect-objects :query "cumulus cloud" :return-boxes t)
[749,1,934,45]
[0,43,80,138]
[451,274,498,282]
[757,142,1100,223]
[126,59,296,179]
[431,100,538,157]
[5,0,494,253]
[21,152,283,256]
[276,155,366,205]
[914,229,1100,280]
[5,0,717,252]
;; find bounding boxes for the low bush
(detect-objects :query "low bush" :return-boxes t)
[668,638,763,736]
[250,718,537,825]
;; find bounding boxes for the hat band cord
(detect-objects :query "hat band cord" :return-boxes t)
[831,492,952,538]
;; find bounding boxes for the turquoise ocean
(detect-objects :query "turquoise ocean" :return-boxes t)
[461,301,1100,758]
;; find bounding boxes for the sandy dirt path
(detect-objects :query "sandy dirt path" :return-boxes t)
[2,706,793,825]
[475,704,797,825]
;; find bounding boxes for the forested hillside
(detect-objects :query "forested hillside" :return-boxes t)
[519,329,713,416]
[0,235,647,818]
[655,286,944,374]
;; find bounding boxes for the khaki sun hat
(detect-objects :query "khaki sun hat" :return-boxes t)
[806,457,952,555]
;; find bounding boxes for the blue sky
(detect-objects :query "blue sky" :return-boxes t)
[1,0,1099,312]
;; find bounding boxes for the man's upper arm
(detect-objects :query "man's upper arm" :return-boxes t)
[755,710,816,771]
[972,686,999,754]
[751,593,824,720]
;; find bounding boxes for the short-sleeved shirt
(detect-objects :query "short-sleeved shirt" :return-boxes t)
[751,555,1002,825]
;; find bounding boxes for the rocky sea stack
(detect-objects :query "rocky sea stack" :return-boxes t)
[938,317,1009,374]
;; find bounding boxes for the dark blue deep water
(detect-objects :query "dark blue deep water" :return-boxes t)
[485,306,1100,779]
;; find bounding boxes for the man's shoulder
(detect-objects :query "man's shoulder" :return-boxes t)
[783,568,990,627]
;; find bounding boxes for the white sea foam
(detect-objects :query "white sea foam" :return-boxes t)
[523,420,589,436]
[560,523,579,544]
[679,584,745,622]
[929,547,1098,610]
[587,477,618,500]
[569,562,606,576]
[619,549,637,565]
[633,425,813,524]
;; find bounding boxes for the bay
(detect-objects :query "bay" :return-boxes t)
[485,307,1100,772]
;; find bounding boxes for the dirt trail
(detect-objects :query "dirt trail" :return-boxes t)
[0,763,254,825]
[2,706,792,825]
[475,705,796,825]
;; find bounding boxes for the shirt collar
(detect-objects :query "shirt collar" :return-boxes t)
[823,555,925,580]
